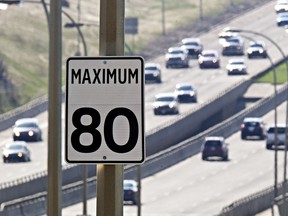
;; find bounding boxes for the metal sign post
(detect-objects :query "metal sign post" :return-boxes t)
[47,0,62,215]
[98,1,124,216]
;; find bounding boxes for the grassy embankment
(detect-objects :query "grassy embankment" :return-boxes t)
[256,63,288,84]
[0,0,255,112]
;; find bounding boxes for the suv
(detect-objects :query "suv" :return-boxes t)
[222,36,244,56]
[165,47,189,68]
[266,124,287,149]
[201,136,229,161]
[181,37,203,58]
[241,117,266,140]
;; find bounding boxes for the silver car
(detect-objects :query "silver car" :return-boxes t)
[2,141,31,163]
[153,93,179,115]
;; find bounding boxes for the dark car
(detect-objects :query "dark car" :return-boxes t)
[277,12,288,26]
[123,180,138,205]
[165,47,189,68]
[13,118,42,142]
[240,117,266,140]
[2,141,31,163]
[153,93,179,115]
[246,41,267,59]
[181,37,203,59]
[198,50,220,69]
[144,63,162,83]
[201,136,228,161]
[222,36,244,56]
[174,83,197,103]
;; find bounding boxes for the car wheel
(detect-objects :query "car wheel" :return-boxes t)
[259,135,266,140]
[241,134,246,140]
[154,110,158,115]
[223,155,228,161]
[266,144,272,150]
[202,155,207,160]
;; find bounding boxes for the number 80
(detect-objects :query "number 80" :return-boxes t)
[71,107,139,153]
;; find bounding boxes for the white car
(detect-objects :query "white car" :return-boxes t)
[266,124,287,149]
[226,59,247,75]
[153,93,179,115]
[198,50,220,69]
[275,0,288,13]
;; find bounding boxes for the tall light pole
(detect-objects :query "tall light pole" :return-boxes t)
[199,0,203,20]
[161,0,165,35]
[224,27,288,215]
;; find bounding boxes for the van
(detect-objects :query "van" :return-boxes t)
[266,124,287,149]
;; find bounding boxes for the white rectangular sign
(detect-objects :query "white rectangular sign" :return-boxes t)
[65,57,145,164]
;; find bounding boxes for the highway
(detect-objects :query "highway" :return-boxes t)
[0,1,286,216]
[60,99,287,216]
[0,0,287,201]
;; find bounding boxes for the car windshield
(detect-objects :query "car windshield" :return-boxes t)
[231,62,244,65]
[17,122,38,128]
[169,50,183,54]
[250,44,263,48]
[205,141,222,148]
[124,182,135,189]
[268,127,286,133]
[145,66,158,70]
[177,86,193,91]
[227,38,240,43]
[156,96,175,102]
[183,42,199,46]
[202,53,215,57]
[7,145,23,150]
[244,122,260,127]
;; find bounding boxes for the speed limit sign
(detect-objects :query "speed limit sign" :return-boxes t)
[65,57,145,164]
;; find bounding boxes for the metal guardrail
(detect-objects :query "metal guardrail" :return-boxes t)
[1,82,287,215]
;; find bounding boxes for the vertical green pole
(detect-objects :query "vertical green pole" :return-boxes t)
[97,0,125,216]
[47,0,62,215]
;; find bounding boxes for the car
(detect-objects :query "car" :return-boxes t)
[165,46,189,68]
[153,93,179,115]
[266,124,288,149]
[221,36,244,56]
[180,37,203,58]
[174,83,197,103]
[144,63,162,83]
[218,31,239,46]
[123,179,138,205]
[240,117,266,140]
[246,41,267,59]
[226,59,247,75]
[275,0,288,13]
[201,136,229,161]
[2,141,31,163]
[13,118,42,142]
[198,50,220,69]
[276,12,288,26]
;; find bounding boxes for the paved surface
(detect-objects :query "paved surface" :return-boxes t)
[256,205,280,216]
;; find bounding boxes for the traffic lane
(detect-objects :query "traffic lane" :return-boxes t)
[124,102,287,216]
[0,105,67,184]
[1,0,285,187]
